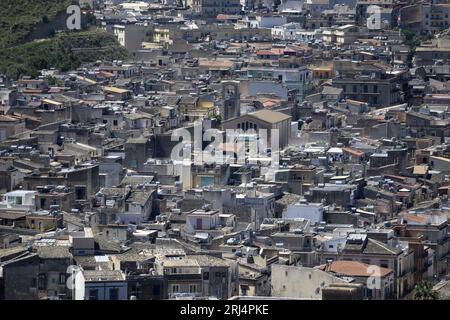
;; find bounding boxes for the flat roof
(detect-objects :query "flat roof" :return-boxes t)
[249,109,291,124]
[104,86,130,94]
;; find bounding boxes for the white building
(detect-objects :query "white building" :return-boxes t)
[113,23,150,52]
[69,227,95,256]
[283,200,324,224]
[272,23,317,42]
[247,16,287,29]
[185,209,220,234]
[76,269,128,300]
[316,233,348,253]
[271,265,349,299]
[0,190,37,211]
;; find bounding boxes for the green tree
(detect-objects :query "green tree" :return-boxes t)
[402,28,424,68]
[211,113,222,124]
[412,280,439,300]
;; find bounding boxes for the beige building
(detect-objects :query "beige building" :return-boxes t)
[160,259,203,298]
[0,115,26,141]
[271,265,348,299]
[221,109,292,149]
[152,24,271,45]
[187,0,241,18]
[317,260,395,300]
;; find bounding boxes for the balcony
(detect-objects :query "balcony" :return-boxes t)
[165,273,202,281]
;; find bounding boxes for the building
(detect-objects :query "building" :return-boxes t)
[221,109,292,149]
[283,201,324,224]
[0,249,40,300]
[317,260,394,300]
[332,60,406,108]
[272,24,316,42]
[0,190,37,212]
[318,233,415,299]
[77,270,128,300]
[271,264,349,299]
[221,81,241,121]
[160,258,203,298]
[188,0,242,18]
[0,115,25,141]
[399,3,450,34]
[113,23,150,52]
[185,209,220,234]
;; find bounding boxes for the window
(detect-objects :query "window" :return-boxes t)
[89,289,99,300]
[353,85,357,93]
[38,274,46,290]
[241,285,249,296]
[30,278,37,288]
[8,196,22,205]
[131,284,141,298]
[373,85,378,93]
[203,272,210,280]
[153,284,161,296]
[172,284,179,293]
[109,288,119,300]
[189,284,197,293]
[113,120,118,126]
[75,186,86,200]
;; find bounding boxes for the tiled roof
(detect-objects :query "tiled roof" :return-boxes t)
[318,260,392,277]
[249,109,291,124]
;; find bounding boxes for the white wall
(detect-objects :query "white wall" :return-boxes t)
[284,203,324,224]
[271,265,347,299]
[84,282,128,300]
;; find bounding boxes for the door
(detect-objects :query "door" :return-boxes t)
[196,218,202,230]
